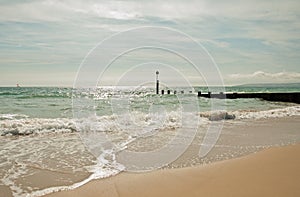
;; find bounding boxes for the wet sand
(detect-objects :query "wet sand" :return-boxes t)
[2,116,299,197]
[45,117,300,197]
[46,144,300,197]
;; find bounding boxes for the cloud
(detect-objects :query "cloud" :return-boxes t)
[1,0,299,22]
[1,0,299,43]
[0,0,300,86]
[228,71,300,82]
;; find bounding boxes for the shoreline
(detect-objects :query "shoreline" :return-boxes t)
[45,143,300,197]
[1,116,299,197]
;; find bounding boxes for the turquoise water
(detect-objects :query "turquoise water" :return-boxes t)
[0,86,299,119]
[0,86,299,197]
[0,86,298,137]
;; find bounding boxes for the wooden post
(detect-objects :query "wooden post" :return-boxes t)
[156,71,159,94]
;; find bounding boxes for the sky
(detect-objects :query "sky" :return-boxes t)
[0,0,299,86]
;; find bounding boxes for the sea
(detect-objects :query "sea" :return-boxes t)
[0,86,300,197]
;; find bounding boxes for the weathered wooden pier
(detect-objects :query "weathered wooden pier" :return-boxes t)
[197,92,300,104]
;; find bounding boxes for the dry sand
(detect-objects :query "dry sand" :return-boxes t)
[46,143,300,197]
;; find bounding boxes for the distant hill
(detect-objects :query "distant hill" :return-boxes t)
[234,83,300,88]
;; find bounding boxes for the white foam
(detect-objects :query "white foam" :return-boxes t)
[0,108,188,137]
[0,114,29,120]
[29,154,124,197]
[0,117,77,136]
[1,106,299,197]
[198,106,300,121]
[234,106,300,119]
[2,106,299,136]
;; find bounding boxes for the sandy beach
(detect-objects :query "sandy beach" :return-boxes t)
[2,0,300,196]
[1,115,299,197]
[45,143,300,197]
[43,115,300,197]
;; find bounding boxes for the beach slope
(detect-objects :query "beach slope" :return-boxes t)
[46,144,300,197]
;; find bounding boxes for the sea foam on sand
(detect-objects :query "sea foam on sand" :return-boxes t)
[44,143,300,197]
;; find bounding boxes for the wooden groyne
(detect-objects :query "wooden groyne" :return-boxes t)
[154,71,300,104]
[197,92,300,104]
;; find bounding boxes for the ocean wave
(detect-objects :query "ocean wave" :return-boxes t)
[199,111,236,121]
[16,94,71,99]
[1,106,299,136]
[0,114,29,120]
[0,88,71,99]
[1,105,299,197]
[198,106,300,121]
[0,91,25,96]
[0,111,183,137]
[234,105,300,119]
[0,117,77,136]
